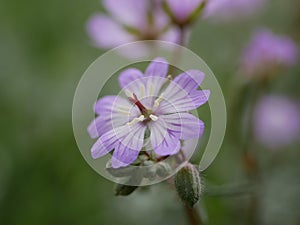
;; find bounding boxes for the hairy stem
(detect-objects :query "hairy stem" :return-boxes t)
[183,204,203,225]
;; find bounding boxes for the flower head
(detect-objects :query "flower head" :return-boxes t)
[164,0,206,26]
[88,58,210,168]
[253,95,300,149]
[240,29,298,77]
[87,0,179,49]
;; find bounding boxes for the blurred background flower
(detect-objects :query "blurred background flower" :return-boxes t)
[164,0,206,26]
[87,0,180,49]
[240,29,298,78]
[253,95,300,149]
[204,0,267,22]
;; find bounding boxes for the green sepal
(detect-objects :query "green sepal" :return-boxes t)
[174,163,202,208]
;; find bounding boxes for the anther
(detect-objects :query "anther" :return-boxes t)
[149,114,158,121]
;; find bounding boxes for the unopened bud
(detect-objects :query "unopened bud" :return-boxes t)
[174,163,202,208]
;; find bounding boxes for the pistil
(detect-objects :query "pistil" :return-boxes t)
[128,93,149,115]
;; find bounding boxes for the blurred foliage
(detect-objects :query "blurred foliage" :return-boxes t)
[0,0,299,225]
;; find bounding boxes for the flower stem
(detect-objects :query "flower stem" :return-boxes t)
[183,204,203,225]
[169,25,187,75]
[240,81,266,225]
[167,176,204,225]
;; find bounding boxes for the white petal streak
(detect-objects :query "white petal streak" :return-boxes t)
[148,118,169,149]
[116,123,146,150]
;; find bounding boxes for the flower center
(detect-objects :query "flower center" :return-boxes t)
[128,93,149,115]
[127,93,158,125]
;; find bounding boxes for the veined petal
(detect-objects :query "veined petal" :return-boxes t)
[87,116,112,139]
[144,76,168,104]
[111,142,140,168]
[148,118,169,149]
[173,70,205,93]
[94,95,138,124]
[91,129,118,159]
[118,123,146,151]
[145,57,169,77]
[154,137,181,156]
[160,113,205,140]
[87,14,134,48]
[156,82,195,113]
[118,68,144,89]
[149,118,181,156]
[189,90,210,108]
[156,79,209,113]
[91,121,146,161]
[103,0,148,29]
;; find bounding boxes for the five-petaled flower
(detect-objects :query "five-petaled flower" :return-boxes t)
[88,58,210,168]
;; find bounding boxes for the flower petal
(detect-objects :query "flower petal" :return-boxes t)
[91,129,118,159]
[118,68,144,89]
[94,95,138,126]
[156,79,209,113]
[86,14,134,48]
[153,133,181,156]
[103,0,148,29]
[156,82,194,113]
[189,90,210,108]
[111,142,140,168]
[118,123,146,151]
[145,57,169,77]
[149,118,181,156]
[173,70,205,93]
[148,118,169,149]
[160,113,205,140]
[87,116,112,139]
[91,121,146,160]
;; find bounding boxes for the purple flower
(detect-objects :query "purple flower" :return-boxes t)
[204,0,266,21]
[164,0,206,25]
[254,95,300,149]
[87,0,179,49]
[240,29,298,77]
[88,58,210,168]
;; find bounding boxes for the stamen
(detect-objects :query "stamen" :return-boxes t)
[117,108,130,115]
[153,92,164,108]
[149,114,158,121]
[127,115,145,126]
[167,74,173,80]
[125,89,132,98]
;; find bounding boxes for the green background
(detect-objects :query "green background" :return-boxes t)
[0,0,299,224]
